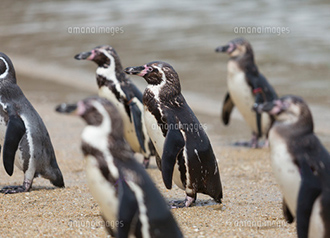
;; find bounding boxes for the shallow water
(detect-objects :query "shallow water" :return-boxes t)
[1,0,330,138]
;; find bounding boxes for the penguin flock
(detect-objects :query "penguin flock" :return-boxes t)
[0,37,329,238]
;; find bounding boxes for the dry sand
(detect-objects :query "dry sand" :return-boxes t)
[0,78,297,238]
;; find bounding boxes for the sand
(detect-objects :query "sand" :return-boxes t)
[0,79,297,238]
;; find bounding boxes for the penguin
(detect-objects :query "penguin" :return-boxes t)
[255,95,330,237]
[0,52,64,193]
[74,45,156,168]
[125,61,223,207]
[56,97,183,238]
[215,37,278,148]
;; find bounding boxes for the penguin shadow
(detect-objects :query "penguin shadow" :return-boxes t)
[29,186,61,192]
[168,199,223,209]
[231,140,268,148]
[0,185,60,194]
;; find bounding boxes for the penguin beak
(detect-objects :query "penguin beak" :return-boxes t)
[254,100,284,115]
[215,43,236,54]
[74,51,94,60]
[55,103,78,115]
[124,65,149,76]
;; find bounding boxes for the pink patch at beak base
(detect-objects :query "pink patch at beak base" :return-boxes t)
[86,50,96,60]
[77,101,86,115]
[137,65,149,76]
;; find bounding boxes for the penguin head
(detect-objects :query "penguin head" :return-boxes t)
[0,52,16,84]
[74,45,122,69]
[258,95,313,131]
[56,97,123,138]
[215,38,254,59]
[124,61,181,94]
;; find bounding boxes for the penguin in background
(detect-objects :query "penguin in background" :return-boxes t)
[256,95,330,238]
[125,61,223,207]
[56,97,183,238]
[215,38,278,148]
[0,52,64,193]
[74,45,156,168]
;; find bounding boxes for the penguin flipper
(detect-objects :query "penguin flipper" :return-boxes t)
[161,128,185,189]
[296,158,322,238]
[129,100,146,153]
[122,83,146,153]
[222,92,234,125]
[3,114,26,176]
[117,181,141,238]
[282,198,294,223]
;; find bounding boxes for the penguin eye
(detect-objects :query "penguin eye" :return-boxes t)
[147,66,153,73]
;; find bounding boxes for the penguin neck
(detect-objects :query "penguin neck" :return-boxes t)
[274,119,314,140]
[144,83,181,106]
[96,59,127,85]
[82,126,120,179]
[0,81,23,101]
[230,51,259,76]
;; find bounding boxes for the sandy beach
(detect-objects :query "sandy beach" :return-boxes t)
[0,77,298,238]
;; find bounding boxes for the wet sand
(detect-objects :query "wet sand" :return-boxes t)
[0,77,299,237]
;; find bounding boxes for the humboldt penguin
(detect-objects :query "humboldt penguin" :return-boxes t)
[56,97,183,237]
[125,61,223,207]
[75,45,156,168]
[0,52,64,193]
[216,38,278,148]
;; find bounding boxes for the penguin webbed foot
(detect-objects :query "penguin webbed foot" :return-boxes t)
[142,157,150,169]
[0,185,29,194]
[0,180,32,194]
[250,134,259,148]
[185,196,196,207]
[169,195,196,208]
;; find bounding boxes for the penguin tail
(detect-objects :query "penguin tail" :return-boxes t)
[50,170,65,188]
[212,190,223,204]
[44,160,65,188]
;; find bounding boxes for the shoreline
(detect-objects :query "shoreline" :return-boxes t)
[13,53,330,139]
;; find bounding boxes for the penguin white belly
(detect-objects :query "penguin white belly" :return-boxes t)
[144,107,184,189]
[99,87,140,153]
[269,129,300,216]
[14,151,24,171]
[227,68,271,135]
[85,155,118,226]
[308,196,324,238]
[0,115,7,143]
